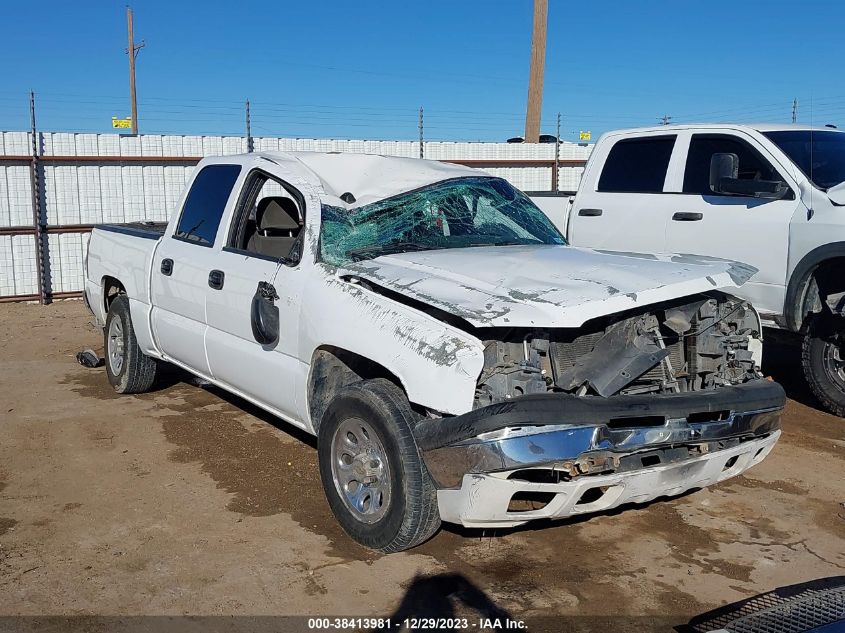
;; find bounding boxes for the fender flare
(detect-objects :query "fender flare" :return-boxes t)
[784,241,845,331]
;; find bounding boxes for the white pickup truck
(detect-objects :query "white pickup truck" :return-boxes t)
[84,151,784,552]
[535,124,845,417]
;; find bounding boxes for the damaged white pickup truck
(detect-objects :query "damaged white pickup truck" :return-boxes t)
[84,152,785,552]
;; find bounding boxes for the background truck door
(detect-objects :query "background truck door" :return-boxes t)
[150,164,242,376]
[662,132,799,315]
[204,169,305,425]
[568,133,678,254]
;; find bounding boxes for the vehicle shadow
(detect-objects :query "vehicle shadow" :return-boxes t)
[676,575,845,632]
[761,327,824,411]
[370,573,514,632]
[152,362,317,449]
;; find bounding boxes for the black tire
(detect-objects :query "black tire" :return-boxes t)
[317,378,441,552]
[104,294,158,394]
[801,313,845,417]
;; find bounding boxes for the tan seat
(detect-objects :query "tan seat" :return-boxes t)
[247,197,301,259]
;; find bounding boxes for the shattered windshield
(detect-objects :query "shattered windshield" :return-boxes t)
[319,176,566,265]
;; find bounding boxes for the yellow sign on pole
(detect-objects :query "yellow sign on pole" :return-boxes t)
[579,130,592,141]
[112,117,132,129]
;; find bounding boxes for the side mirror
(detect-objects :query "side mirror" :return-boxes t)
[709,152,788,200]
[709,153,738,192]
[251,282,279,346]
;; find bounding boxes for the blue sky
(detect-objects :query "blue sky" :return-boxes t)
[1,0,844,141]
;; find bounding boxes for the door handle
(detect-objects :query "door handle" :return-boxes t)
[578,208,603,217]
[160,258,173,276]
[672,212,703,222]
[208,269,225,290]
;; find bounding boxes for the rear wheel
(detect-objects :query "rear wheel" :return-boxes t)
[802,314,845,417]
[104,295,158,394]
[317,379,440,552]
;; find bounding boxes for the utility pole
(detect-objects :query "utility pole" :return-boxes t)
[245,100,253,152]
[792,98,798,123]
[126,6,145,135]
[524,0,548,143]
[419,106,424,159]
[659,114,672,126]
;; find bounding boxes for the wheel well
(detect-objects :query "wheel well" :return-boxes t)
[102,276,125,313]
[307,346,406,432]
[794,257,845,330]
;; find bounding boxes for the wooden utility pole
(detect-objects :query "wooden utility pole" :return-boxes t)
[126,7,145,135]
[524,0,548,143]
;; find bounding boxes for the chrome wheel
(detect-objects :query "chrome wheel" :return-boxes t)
[330,417,392,524]
[822,330,845,388]
[107,317,125,375]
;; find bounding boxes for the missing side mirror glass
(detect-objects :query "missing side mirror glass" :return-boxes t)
[251,282,280,346]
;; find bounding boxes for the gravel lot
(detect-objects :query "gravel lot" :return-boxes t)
[0,300,843,631]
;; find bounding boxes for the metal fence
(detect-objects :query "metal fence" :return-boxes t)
[0,131,591,302]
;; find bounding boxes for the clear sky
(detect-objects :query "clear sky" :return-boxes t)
[1,0,843,142]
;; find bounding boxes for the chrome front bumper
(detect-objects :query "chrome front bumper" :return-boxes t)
[414,380,785,528]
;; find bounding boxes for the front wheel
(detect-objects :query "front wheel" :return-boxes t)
[317,378,441,552]
[801,314,845,417]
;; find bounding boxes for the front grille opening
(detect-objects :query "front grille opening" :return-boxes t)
[607,415,666,429]
[575,486,610,505]
[507,469,561,484]
[722,455,739,471]
[641,454,661,468]
[688,410,731,424]
[507,491,556,512]
[754,447,765,458]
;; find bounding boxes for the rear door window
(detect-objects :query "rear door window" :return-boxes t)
[174,164,242,247]
[597,136,676,193]
[683,134,786,197]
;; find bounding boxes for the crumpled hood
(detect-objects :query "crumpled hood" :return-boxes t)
[341,245,757,328]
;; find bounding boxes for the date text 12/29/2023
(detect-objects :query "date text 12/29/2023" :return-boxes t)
[307,617,527,630]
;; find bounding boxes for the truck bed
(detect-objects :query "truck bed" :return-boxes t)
[98,221,168,240]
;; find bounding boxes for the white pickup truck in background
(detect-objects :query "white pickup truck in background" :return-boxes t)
[84,151,784,552]
[534,124,845,417]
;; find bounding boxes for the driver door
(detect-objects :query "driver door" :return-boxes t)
[662,132,800,315]
[204,169,306,425]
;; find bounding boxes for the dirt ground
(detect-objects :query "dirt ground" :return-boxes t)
[0,300,843,631]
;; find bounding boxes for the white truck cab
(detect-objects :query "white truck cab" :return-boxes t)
[558,124,845,416]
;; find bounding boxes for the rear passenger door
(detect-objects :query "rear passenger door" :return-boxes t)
[150,164,242,376]
[662,132,798,314]
[569,133,678,254]
[204,168,306,424]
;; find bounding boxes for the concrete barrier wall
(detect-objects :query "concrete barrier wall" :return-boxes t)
[0,131,591,299]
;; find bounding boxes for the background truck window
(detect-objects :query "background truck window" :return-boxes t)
[683,135,784,196]
[596,135,676,193]
[174,164,242,247]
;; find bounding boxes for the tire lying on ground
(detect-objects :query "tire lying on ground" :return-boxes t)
[802,313,845,417]
[104,294,158,394]
[317,378,441,552]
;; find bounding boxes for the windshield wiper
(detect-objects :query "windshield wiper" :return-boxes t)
[346,241,443,262]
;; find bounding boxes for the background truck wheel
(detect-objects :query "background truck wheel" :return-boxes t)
[801,314,845,417]
[317,378,441,552]
[104,294,158,394]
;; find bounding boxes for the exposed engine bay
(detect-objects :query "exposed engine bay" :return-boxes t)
[474,292,763,408]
